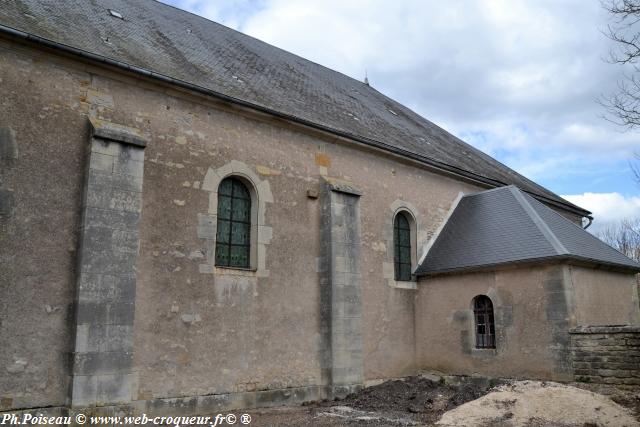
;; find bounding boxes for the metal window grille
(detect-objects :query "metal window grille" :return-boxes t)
[394,213,412,281]
[474,295,496,349]
[215,177,251,268]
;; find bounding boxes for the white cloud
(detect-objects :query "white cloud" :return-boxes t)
[562,192,640,232]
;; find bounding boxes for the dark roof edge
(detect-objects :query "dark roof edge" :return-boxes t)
[0,23,591,218]
[417,254,640,277]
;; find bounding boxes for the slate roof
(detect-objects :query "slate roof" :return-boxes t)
[415,186,640,275]
[0,0,591,216]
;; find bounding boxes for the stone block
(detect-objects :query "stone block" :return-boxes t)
[74,324,133,354]
[76,301,108,326]
[91,139,123,157]
[89,152,114,173]
[145,396,198,417]
[85,187,141,213]
[118,144,145,163]
[196,394,239,414]
[343,251,359,273]
[82,226,140,254]
[80,246,137,275]
[71,375,98,407]
[108,302,135,325]
[73,351,133,376]
[84,207,140,231]
[197,213,216,239]
[105,325,135,352]
[332,299,362,318]
[96,373,135,405]
[258,225,273,244]
[77,273,136,303]
[76,301,135,326]
[88,170,143,193]
[0,127,17,164]
[113,156,144,178]
[89,118,148,148]
[0,188,14,219]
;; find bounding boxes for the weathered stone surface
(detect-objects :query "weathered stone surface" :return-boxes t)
[90,118,148,148]
[570,326,640,386]
[0,188,14,219]
[71,122,145,408]
[320,182,364,394]
[0,127,17,165]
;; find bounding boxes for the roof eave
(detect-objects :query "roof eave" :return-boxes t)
[416,255,640,278]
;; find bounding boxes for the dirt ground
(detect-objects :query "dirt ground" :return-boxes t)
[243,376,640,426]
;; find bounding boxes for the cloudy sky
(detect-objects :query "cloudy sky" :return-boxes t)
[161,0,640,232]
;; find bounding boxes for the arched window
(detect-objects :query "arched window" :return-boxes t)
[215,177,251,268]
[473,295,495,349]
[394,212,412,281]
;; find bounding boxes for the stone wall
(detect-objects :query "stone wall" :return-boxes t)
[0,37,481,411]
[570,326,640,387]
[415,264,575,381]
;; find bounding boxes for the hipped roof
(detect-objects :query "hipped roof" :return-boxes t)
[416,186,640,275]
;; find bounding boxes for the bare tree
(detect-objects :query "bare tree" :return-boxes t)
[601,0,640,129]
[597,218,640,260]
[600,1,640,182]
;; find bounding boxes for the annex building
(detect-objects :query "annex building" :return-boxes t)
[1,0,639,418]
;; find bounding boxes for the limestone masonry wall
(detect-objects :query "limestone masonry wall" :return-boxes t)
[570,326,640,387]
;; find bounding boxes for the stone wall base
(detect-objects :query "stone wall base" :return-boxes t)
[570,325,640,387]
[0,384,366,424]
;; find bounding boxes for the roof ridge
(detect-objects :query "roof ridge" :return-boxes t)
[509,186,569,256]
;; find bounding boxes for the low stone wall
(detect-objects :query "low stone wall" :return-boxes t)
[570,325,640,387]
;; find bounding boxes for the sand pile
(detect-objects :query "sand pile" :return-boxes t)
[437,380,639,426]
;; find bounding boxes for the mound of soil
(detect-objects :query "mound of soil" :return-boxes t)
[326,376,500,424]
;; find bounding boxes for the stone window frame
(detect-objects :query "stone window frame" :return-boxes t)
[383,200,422,290]
[200,160,273,277]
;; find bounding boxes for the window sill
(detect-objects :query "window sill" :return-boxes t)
[214,266,258,276]
[387,280,417,290]
[471,348,497,358]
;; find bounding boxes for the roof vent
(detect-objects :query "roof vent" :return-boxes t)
[387,109,398,116]
[108,9,124,19]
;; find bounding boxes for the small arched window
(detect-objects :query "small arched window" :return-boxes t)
[215,177,251,268]
[393,212,412,281]
[473,295,495,349]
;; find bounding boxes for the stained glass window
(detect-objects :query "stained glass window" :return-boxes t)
[473,295,496,349]
[394,212,412,281]
[215,177,251,268]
